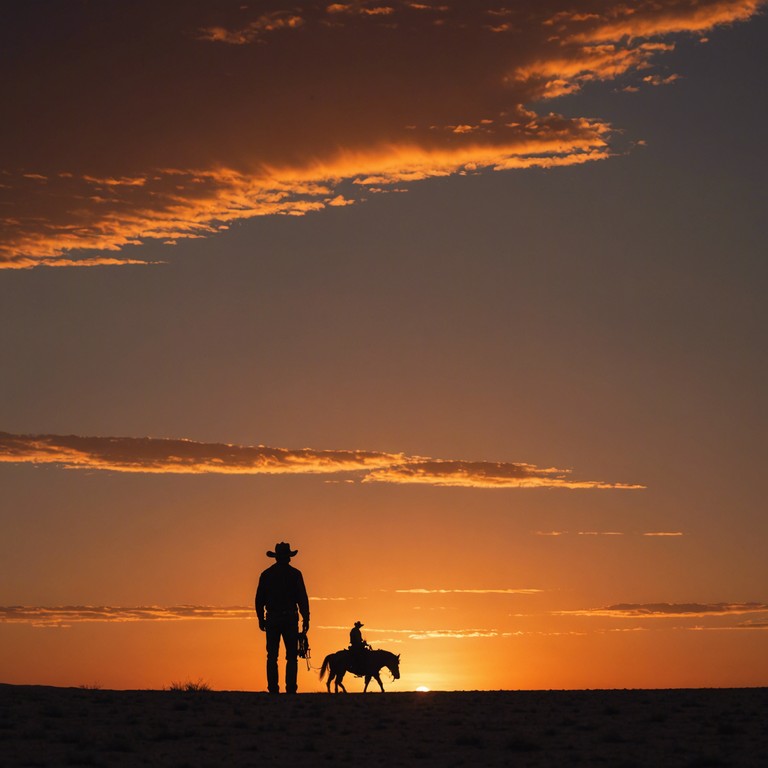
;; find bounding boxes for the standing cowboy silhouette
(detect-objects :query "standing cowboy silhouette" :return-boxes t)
[255,542,310,694]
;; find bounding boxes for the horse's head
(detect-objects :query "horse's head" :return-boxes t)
[387,652,401,680]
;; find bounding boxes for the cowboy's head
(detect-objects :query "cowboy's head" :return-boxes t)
[267,542,298,563]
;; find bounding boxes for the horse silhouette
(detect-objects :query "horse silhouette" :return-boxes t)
[319,648,400,692]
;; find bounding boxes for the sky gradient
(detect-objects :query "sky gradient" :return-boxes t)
[1,0,767,692]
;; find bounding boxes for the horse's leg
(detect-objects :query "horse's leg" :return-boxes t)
[363,676,370,692]
[373,672,385,692]
[337,671,347,693]
[326,670,332,693]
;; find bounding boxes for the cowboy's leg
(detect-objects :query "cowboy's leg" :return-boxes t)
[282,618,299,693]
[265,623,281,693]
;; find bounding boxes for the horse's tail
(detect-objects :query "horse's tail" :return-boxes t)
[319,654,332,680]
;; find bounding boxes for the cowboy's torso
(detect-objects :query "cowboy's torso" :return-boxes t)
[257,563,308,619]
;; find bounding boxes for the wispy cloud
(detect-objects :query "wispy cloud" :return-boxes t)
[0,605,254,627]
[0,431,642,490]
[2,0,763,267]
[363,460,643,489]
[310,596,361,601]
[0,601,355,627]
[686,622,768,631]
[318,624,509,640]
[393,588,543,595]
[320,624,594,639]
[535,530,684,537]
[557,602,768,618]
[408,630,505,640]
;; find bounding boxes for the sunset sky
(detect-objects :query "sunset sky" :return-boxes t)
[1,0,766,692]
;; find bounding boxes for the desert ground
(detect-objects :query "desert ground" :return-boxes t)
[1,684,766,767]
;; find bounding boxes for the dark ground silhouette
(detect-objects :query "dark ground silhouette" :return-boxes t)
[2,685,767,767]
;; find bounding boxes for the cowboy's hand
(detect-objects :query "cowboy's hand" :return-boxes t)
[258,618,266,632]
[303,619,310,633]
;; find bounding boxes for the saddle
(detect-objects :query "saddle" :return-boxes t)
[346,645,371,676]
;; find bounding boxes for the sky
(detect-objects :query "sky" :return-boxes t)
[1,0,766,692]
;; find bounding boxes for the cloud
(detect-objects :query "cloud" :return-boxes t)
[310,596,361,601]
[362,460,643,489]
[2,0,763,267]
[686,622,768,631]
[735,620,768,629]
[558,602,768,618]
[0,431,400,476]
[318,624,507,640]
[0,431,642,489]
[407,630,503,640]
[197,11,304,44]
[535,530,684,536]
[393,588,543,594]
[3,608,516,641]
[0,605,253,627]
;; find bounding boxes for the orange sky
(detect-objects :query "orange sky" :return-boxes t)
[1,0,767,692]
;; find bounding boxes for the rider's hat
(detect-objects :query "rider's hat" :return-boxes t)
[267,541,298,558]
[354,621,364,627]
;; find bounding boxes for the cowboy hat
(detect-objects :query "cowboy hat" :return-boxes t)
[267,541,298,558]
[354,621,364,627]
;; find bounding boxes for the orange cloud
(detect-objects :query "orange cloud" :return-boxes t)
[536,530,685,537]
[0,601,355,626]
[558,602,768,618]
[319,624,508,639]
[0,605,254,627]
[363,460,643,489]
[198,11,304,44]
[0,431,642,489]
[393,588,543,594]
[570,0,764,43]
[2,0,763,267]
[0,431,400,475]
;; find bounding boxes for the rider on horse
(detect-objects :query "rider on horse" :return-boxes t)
[349,621,370,667]
[319,620,400,693]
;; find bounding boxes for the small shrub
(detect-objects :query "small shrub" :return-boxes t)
[168,678,212,692]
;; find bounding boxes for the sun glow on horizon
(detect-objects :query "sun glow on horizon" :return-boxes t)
[416,685,431,692]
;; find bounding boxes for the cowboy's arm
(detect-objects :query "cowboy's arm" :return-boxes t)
[255,573,267,631]
[297,572,310,632]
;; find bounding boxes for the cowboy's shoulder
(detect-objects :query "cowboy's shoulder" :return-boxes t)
[259,562,284,581]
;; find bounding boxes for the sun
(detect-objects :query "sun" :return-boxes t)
[415,686,430,692]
